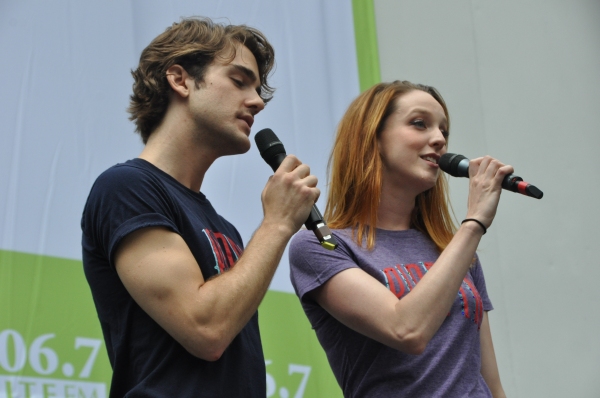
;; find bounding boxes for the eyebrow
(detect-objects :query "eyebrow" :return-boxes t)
[408,107,448,127]
[230,64,258,83]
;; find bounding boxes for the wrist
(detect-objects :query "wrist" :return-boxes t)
[259,218,297,241]
[461,218,487,235]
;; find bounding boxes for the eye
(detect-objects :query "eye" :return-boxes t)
[231,78,244,87]
[410,119,426,129]
[441,129,449,138]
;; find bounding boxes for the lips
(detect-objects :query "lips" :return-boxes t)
[238,114,254,129]
[421,154,440,164]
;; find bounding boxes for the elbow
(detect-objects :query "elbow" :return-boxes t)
[196,350,225,362]
[182,326,232,362]
[393,328,429,356]
[404,340,427,356]
[188,345,225,362]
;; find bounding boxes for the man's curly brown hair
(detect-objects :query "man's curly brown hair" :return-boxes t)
[127,17,275,144]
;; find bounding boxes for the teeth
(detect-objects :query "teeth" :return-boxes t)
[423,156,437,164]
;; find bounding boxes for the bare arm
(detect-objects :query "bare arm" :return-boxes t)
[311,156,512,354]
[480,312,506,397]
[115,155,319,361]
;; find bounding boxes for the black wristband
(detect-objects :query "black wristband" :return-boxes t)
[461,218,487,235]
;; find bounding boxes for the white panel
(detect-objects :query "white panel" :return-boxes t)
[0,0,359,293]
[375,0,600,396]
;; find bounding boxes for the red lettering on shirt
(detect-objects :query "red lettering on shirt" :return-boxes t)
[382,267,406,298]
[380,261,484,328]
[203,229,242,274]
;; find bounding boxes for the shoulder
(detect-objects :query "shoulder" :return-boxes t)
[289,229,319,250]
[86,159,173,207]
[82,159,176,228]
[290,228,355,256]
[289,228,359,275]
[93,159,159,191]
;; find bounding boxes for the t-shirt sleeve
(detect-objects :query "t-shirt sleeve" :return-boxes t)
[289,229,359,301]
[82,164,179,267]
[470,254,494,311]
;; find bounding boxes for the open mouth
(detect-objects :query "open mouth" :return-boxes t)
[421,155,438,164]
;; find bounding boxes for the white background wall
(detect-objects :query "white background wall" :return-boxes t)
[374,0,600,396]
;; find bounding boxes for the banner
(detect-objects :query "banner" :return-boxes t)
[1,1,363,396]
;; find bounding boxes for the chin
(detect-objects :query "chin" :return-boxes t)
[216,137,250,157]
[415,177,438,193]
[233,137,252,155]
[230,129,251,149]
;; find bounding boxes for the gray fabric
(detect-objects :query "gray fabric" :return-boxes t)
[289,228,492,398]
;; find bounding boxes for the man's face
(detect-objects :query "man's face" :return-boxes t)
[187,44,265,156]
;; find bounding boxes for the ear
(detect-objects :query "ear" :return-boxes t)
[166,65,192,98]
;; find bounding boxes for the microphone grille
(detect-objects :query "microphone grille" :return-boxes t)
[254,128,286,166]
[439,153,467,177]
[255,128,282,154]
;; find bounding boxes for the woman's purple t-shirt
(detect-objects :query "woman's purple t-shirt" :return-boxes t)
[289,228,493,398]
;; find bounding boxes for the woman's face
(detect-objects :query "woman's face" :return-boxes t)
[377,89,448,196]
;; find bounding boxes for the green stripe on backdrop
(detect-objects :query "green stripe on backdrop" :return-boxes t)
[259,292,342,397]
[0,249,111,396]
[0,248,343,397]
[352,0,382,91]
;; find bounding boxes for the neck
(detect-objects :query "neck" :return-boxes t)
[138,107,216,193]
[376,182,418,231]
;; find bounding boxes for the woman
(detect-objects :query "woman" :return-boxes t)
[289,81,509,397]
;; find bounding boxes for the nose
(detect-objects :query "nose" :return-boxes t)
[247,90,265,114]
[430,128,447,151]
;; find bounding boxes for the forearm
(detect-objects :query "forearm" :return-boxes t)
[314,157,511,354]
[116,223,296,361]
[396,157,513,349]
[315,221,486,355]
[192,220,294,349]
[391,221,484,350]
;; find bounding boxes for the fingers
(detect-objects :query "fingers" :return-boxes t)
[278,156,310,178]
[261,155,321,234]
[279,155,320,190]
[277,154,304,173]
[464,155,513,229]
[313,185,321,203]
[274,155,318,190]
[468,156,514,183]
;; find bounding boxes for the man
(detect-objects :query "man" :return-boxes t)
[81,17,319,397]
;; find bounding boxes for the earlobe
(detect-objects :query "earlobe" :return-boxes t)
[166,65,190,98]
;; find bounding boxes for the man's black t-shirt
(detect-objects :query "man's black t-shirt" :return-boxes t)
[81,158,265,397]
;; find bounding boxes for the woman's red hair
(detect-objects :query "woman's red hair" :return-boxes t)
[324,81,456,251]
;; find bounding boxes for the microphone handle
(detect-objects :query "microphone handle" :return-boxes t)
[305,206,337,250]
[502,174,544,199]
[266,155,338,250]
[453,156,543,199]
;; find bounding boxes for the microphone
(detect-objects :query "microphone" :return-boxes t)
[439,153,543,199]
[254,128,338,250]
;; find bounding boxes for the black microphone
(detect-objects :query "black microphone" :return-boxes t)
[254,128,338,250]
[439,153,543,199]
